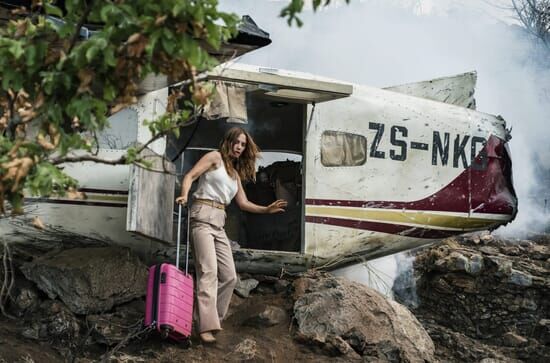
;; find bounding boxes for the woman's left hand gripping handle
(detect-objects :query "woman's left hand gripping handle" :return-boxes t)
[176,195,187,206]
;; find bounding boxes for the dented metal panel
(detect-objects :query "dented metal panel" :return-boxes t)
[126,148,176,243]
[385,71,477,109]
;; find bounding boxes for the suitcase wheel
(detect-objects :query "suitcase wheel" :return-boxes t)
[160,324,173,339]
[182,338,191,349]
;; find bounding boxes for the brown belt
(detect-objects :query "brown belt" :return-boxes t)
[194,198,225,210]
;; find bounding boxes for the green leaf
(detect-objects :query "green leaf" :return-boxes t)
[161,37,175,54]
[86,45,100,62]
[172,127,180,139]
[44,3,64,18]
[103,83,116,102]
[100,4,121,23]
[25,44,37,66]
[103,47,117,67]
[9,40,25,59]
[172,1,187,16]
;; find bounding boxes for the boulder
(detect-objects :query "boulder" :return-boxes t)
[242,304,287,328]
[21,247,148,314]
[234,278,259,298]
[293,273,435,362]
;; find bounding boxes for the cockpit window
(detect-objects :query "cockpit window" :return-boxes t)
[321,130,366,167]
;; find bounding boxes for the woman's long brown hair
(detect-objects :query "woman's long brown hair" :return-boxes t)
[219,127,260,182]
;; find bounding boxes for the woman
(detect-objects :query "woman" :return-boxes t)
[175,127,287,343]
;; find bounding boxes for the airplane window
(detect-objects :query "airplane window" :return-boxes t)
[321,130,366,167]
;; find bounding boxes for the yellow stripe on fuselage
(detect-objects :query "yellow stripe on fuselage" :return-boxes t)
[306,205,509,230]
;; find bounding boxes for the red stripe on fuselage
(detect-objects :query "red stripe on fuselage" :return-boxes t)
[306,135,516,216]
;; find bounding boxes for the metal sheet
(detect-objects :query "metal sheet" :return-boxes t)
[126,148,176,243]
[385,72,477,109]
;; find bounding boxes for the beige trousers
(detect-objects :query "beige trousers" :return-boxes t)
[189,202,237,333]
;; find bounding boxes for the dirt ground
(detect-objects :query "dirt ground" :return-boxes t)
[0,287,350,363]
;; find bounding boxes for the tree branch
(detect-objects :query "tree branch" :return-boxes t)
[67,0,94,54]
[50,154,127,166]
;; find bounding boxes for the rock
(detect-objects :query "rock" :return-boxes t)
[467,254,484,275]
[479,246,500,256]
[363,340,410,362]
[445,251,470,272]
[406,234,550,361]
[254,275,279,283]
[107,353,147,362]
[8,276,41,317]
[20,300,80,344]
[343,327,367,353]
[21,247,148,314]
[255,283,276,295]
[508,269,533,287]
[485,256,512,276]
[274,279,290,293]
[534,319,550,345]
[293,273,435,361]
[502,332,528,347]
[242,304,287,327]
[234,278,259,298]
[230,338,258,361]
[21,325,40,340]
[87,300,144,346]
[14,356,36,363]
[519,240,533,248]
[324,335,358,357]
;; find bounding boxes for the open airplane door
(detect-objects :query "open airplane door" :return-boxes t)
[125,87,176,243]
[126,147,176,243]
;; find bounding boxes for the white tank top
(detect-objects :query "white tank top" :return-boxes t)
[193,162,238,205]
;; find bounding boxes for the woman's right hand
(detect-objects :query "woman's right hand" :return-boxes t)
[175,195,187,205]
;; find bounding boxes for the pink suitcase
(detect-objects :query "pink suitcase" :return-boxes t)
[145,204,193,344]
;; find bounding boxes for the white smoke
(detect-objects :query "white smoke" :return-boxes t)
[221,0,550,236]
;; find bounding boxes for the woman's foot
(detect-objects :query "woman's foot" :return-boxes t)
[200,332,216,343]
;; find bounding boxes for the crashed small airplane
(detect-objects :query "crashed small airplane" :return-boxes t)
[0,15,517,274]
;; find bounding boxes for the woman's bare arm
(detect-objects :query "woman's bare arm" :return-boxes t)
[234,176,287,214]
[175,151,220,205]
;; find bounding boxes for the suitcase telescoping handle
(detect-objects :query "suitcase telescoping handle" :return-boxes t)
[176,203,190,274]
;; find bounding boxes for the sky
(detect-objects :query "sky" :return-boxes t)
[218,0,549,290]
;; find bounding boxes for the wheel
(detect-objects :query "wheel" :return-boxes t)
[160,324,173,339]
[182,338,192,349]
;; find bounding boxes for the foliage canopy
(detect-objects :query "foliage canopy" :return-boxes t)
[0,0,338,216]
